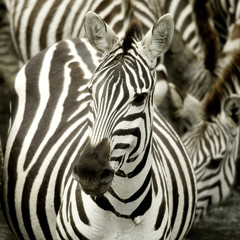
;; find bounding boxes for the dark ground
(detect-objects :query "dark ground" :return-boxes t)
[0,82,240,239]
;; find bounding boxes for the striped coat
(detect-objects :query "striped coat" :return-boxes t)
[2,13,197,239]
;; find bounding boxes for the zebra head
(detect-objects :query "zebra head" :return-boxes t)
[168,82,240,220]
[73,11,174,196]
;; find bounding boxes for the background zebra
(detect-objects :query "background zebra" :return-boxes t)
[1,0,163,85]
[161,0,240,136]
[2,12,197,239]
[166,50,240,221]
[2,0,239,89]
[1,0,206,89]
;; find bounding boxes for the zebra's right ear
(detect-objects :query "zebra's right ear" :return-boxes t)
[84,11,118,54]
[222,95,240,127]
[140,14,174,67]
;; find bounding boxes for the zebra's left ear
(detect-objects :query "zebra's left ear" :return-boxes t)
[141,14,174,66]
[84,11,118,54]
[222,95,240,126]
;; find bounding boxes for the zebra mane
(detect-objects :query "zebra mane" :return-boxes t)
[122,19,142,54]
[192,0,220,71]
[203,51,240,117]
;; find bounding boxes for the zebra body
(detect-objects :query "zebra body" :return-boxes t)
[1,0,165,88]
[2,13,197,239]
[3,0,161,63]
[4,0,201,61]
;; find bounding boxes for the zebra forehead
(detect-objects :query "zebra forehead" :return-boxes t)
[122,20,143,54]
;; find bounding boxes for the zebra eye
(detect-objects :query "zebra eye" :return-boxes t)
[207,157,223,169]
[132,93,148,106]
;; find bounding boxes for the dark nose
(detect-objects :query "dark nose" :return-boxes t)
[73,139,114,196]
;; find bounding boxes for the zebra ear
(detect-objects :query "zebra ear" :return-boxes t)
[84,11,118,54]
[141,14,174,65]
[222,95,240,126]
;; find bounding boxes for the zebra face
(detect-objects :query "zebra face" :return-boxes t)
[182,118,237,177]
[182,116,239,220]
[73,44,157,196]
[173,89,240,179]
[90,46,154,168]
[72,11,174,196]
[73,48,155,195]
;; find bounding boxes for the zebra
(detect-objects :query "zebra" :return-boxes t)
[160,0,206,56]
[2,12,197,240]
[2,0,214,91]
[157,1,240,221]
[2,0,162,63]
[3,0,238,88]
[4,0,203,63]
[2,0,170,126]
[166,51,240,221]
[161,0,239,57]
[158,1,220,134]
[161,0,239,96]
[154,0,221,127]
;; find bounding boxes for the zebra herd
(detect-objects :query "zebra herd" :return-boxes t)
[0,0,240,239]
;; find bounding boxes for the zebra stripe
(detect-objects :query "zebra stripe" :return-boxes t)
[183,118,240,221]
[209,0,240,48]
[162,0,240,117]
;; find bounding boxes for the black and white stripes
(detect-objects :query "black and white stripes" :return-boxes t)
[2,13,197,239]
[167,52,240,221]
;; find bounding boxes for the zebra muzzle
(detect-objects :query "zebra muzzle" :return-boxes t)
[72,139,114,196]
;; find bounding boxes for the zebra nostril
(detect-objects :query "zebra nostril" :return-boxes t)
[100,168,114,183]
